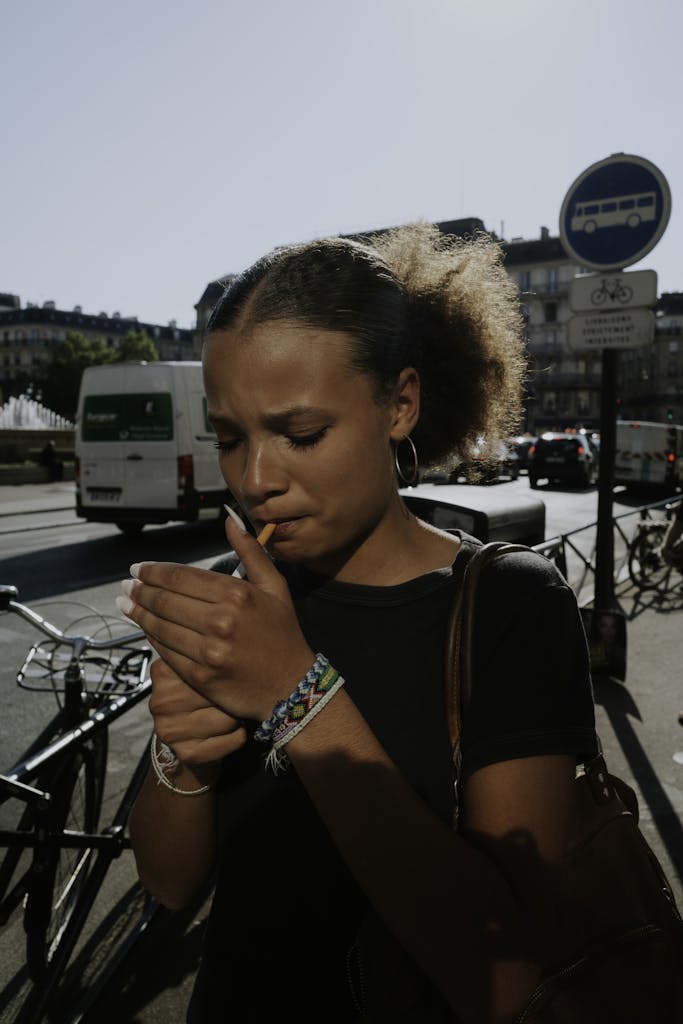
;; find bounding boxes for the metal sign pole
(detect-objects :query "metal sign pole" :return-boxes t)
[595,347,618,610]
[559,153,671,682]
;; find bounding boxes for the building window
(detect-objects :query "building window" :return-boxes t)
[546,268,558,292]
[543,391,556,413]
[519,271,531,292]
[577,391,590,414]
[668,360,678,378]
[669,340,679,353]
[544,301,557,323]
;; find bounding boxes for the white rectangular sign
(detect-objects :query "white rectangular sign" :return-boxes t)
[567,309,655,350]
[569,269,658,313]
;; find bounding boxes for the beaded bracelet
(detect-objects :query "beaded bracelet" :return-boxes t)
[149,734,212,796]
[254,652,330,744]
[265,665,346,775]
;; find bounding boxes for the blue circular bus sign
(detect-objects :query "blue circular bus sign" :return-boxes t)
[559,153,671,271]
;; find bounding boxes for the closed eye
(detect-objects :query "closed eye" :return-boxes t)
[285,428,328,450]
[212,439,242,453]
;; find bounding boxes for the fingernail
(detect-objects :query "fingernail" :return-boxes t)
[129,563,142,578]
[223,504,247,532]
[116,594,135,617]
[120,578,135,597]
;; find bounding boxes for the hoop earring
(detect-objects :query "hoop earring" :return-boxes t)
[394,435,419,486]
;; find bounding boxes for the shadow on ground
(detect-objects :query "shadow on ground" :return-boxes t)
[0,520,229,602]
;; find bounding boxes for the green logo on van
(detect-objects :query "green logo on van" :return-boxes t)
[83,393,174,441]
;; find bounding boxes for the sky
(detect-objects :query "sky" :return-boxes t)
[2,0,680,331]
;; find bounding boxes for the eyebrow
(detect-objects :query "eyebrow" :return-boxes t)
[208,405,332,432]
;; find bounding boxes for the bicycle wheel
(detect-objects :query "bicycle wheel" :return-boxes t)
[24,731,108,979]
[628,522,672,591]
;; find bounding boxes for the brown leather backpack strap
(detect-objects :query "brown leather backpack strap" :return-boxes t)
[455,542,530,715]
[444,541,531,829]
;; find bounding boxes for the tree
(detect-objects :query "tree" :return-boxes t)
[114,329,159,364]
[37,331,114,421]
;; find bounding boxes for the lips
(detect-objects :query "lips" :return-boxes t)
[270,518,300,539]
[254,515,302,538]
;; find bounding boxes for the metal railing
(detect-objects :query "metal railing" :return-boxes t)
[532,494,681,605]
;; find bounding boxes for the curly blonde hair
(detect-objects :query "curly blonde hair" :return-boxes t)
[370,222,526,471]
[206,221,527,472]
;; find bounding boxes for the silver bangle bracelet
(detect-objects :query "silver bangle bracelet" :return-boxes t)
[149,734,212,796]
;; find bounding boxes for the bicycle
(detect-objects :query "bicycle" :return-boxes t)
[0,584,158,1024]
[627,504,680,592]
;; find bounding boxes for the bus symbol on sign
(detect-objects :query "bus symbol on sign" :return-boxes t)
[560,154,670,272]
[570,191,656,235]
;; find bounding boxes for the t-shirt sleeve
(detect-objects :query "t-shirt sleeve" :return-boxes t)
[459,551,599,783]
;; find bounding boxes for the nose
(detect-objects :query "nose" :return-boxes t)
[238,438,288,504]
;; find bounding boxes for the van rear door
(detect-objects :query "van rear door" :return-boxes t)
[80,364,178,512]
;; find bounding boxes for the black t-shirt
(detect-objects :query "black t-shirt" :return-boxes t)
[186,533,598,1022]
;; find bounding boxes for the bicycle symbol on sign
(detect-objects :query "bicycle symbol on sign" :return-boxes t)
[590,277,634,306]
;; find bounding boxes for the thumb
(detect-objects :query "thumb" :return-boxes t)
[225,517,280,587]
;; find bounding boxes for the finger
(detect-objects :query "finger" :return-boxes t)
[123,598,213,666]
[129,561,233,602]
[119,570,245,639]
[164,730,246,766]
[225,517,280,589]
[154,704,244,744]
[145,636,232,707]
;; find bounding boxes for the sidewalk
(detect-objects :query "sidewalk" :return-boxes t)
[0,480,76,517]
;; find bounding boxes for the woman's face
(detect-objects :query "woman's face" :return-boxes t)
[203,320,416,576]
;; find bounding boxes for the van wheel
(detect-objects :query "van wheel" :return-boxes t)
[116,522,144,537]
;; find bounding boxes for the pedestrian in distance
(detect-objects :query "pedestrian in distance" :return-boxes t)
[37,439,63,481]
[120,224,603,1023]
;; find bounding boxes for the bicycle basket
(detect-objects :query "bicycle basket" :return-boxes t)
[17,641,152,697]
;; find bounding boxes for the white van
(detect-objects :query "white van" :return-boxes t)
[75,361,228,534]
[614,419,683,492]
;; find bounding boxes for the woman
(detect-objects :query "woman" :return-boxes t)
[122,224,598,1023]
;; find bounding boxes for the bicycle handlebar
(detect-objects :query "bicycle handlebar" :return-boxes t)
[0,584,145,650]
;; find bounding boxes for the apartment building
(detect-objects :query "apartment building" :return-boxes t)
[0,294,194,395]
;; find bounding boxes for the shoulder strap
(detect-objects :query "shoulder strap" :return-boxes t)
[444,540,530,753]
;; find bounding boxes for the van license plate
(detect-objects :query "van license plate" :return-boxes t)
[87,488,121,502]
[546,456,564,463]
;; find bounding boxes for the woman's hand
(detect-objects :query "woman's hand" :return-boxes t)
[117,518,316,724]
[149,657,247,772]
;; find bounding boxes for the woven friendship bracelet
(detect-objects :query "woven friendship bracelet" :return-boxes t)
[149,734,212,796]
[265,666,346,775]
[254,653,330,744]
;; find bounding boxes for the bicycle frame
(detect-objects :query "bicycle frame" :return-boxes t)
[0,586,157,1023]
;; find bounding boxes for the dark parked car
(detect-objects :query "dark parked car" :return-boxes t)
[528,432,599,489]
[400,482,546,547]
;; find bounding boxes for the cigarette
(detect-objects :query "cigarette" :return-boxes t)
[256,522,277,546]
[231,522,276,578]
